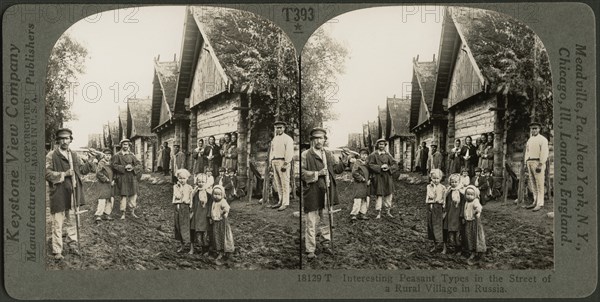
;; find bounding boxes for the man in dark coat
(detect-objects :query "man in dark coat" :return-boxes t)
[112,139,142,220]
[45,128,96,260]
[368,138,398,219]
[171,143,186,183]
[416,141,429,175]
[301,128,346,259]
[160,142,171,175]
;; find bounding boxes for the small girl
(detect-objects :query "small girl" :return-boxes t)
[172,169,194,253]
[463,185,486,260]
[190,173,214,255]
[426,169,446,253]
[459,168,470,194]
[444,174,466,255]
[210,185,235,260]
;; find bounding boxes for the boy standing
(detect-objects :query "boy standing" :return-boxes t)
[350,148,371,221]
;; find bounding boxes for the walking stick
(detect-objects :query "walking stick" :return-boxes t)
[323,159,340,252]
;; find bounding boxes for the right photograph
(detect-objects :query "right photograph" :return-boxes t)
[300,6,554,269]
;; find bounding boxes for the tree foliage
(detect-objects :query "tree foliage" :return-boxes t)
[454,7,553,135]
[45,34,88,143]
[196,7,299,132]
[300,27,349,142]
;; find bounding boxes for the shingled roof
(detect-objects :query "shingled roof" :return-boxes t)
[386,97,412,138]
[409,59,437,129]
[150,59,179,130]
[191,6,296,93]
[128,98,154,138]
[378,106,387,139]
[118,106,128,140]
[368,120,379,144]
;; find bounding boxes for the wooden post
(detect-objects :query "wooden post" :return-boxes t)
[245,93,253,202]
[501,88,510,203]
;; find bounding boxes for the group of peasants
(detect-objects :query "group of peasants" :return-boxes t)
[301,121,550,261]
[46,119,297,262]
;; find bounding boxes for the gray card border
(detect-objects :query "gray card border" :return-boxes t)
[2,1,598,300]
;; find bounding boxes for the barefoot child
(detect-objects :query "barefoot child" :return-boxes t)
[350,148,370,221]
[444,174,466,255]
[463,185,486,260]
[190,173,214,255]
[210,185,235,260]
[172,169,194,253]
[426,169,446,253]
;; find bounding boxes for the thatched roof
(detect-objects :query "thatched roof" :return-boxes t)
[378,106,387,139]
[151,60,179,130]
[409,59,437,129]
[386,97,412,138]
[128,98,155,138]
[190,6,296,94]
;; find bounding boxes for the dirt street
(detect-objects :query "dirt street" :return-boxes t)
[301,172,554,270]
[46,174,300,270]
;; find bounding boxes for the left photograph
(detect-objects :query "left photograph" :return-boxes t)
[45,6,300,270]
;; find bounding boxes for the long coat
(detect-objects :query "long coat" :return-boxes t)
[95,159,114,199]
[45,148,95,214]
[301,148,345,213]
[351,160,370,199]
[448,146,463,174]
[171,151,186,175]
[416,146,429,170]
[112,151,142,196]
[192,147,207,175]
[479,144,494,171]
[223,143,238,172]
[368,151,398,196]
[462,144,478,176]
[427,151,443,172]
[159,146,171,170]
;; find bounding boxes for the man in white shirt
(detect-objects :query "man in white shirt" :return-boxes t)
[524,121,549,211]
[268,121,295,211]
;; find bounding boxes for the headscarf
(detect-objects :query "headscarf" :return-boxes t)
[194,173,209,207]
[212,185,225,201]
[464,185,480,201]
[447,173,462,206]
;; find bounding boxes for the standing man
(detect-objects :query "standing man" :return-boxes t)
[269,121,295,211]
[160,142,171,176]
[427,142,443,175]
[112,139,143,220]
[368,138,398,219]
[301,128,346,259]
[524,121,549,211]
[416,141,429,175]
[46,128,96,260]
[171,142,186,184]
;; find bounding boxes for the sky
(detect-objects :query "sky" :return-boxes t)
[63,6,186,147]
[317,6,444,147]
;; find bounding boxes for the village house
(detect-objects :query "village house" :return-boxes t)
[367,120,379,152]
[346,133,363,151]
[408,56,442,155]
[150,57,187,162]
[433,7,553,194]
[362,123,370,152]
[102,120,120,154]
[127,97,156,172]
[385,96,414,171]
[165,6,299,196]
[118,106,129,142]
